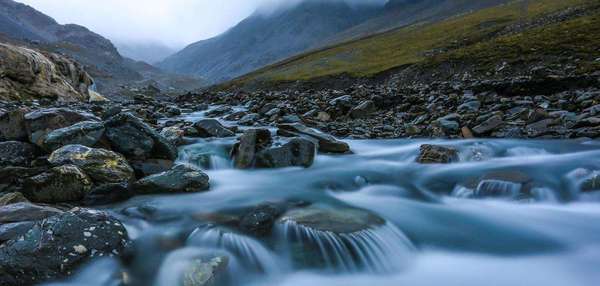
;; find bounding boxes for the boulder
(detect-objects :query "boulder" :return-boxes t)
[416,144,459,164]
[472,115,504,136]
[232,129,272,169]
[255,138,316,169]
[82,183,132,206]
[104,113,177,160]
[48,145,134,184]
[0,202,63,224]
[277,123,350,154]
[193,119,235,138]
[0,222,34,244]
[239,203,286,237]
[130,159,175,178]
[160,126,185,146]
[23,165,93,203]
[0,208,129,286]
[278,205,385,234]
[0,141,37,167]
[24,108,100,147]
[0,108,28,141]
[0,192,28,207]
[133,164,210,195]
[350,100,377,119]
[42,121,105,151]
[182,255,229,286]
[239,113,260,126]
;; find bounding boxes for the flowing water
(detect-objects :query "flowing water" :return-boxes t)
[49,109,600,286]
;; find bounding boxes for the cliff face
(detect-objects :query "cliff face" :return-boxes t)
[0,43,93,102]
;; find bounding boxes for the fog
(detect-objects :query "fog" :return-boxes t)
[17,0,388,50]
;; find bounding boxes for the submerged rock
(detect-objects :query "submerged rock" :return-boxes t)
[279,205,385,234]
[23,165,93,203]
[48,145,134,184]
[416,144,459,164]
[255,138,316,169]
[183,255,229,286]
[42,121,105,151]
[133,164,210,195]
[277,123,350,154]
[0,208,129,286]
[239,203,286,237]
[193,119,235,138]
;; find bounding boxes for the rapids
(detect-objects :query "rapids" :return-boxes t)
[47,110,600,286]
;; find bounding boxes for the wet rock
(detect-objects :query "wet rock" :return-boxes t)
[160,126,185,146]
[23,165,93,203]
[42,121,105,151]
[0,208,129,286]
[239,203,286,237]
[24,108,100,146]
[277,123,350,154]
[278,205,385,234]
[0,202,63,224]
[239,113,260,126]
[255,138,316,169]
[472,115,503,136]
[350,100,377,119]
[0,222,34,243]
[182,255,229,286]
[0,141,37,167]
[232,129,273,169]
[205,106,233,117]
[416,144,459,164]
[133,164,210,195]
[82,183,132,206]
[48,145,134,184]
[468,171,535,199]
[0,108,28,141]
[193,119,235,138]
[105,113,177,160]
[281,114,302,123]
[0,192,28,207]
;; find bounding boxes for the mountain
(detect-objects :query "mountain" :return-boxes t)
[158,0,384,84]
[228,0,600,89]
[116,41,176,64]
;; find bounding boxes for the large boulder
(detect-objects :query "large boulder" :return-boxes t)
[0,141,37,167]
[277,123,350,154]
[232,129,272,169]
[193,119,235,138]
[0,108,28,141]
[255,138,316,169]
[48,145,134,184]
[24,108,100,146]
[23,165,93,203]
[104,113,177,160]
[0,208,130,286]
[416,144,459,164]
[0,43,93,102]
[132,164,210,195]
[42,121,105,151]
[0,202,63,224]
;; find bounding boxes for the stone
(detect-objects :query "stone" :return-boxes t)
[416,144,459,164]
[232,129,273,169]
[0,108,28,141]
[42,121,105,151]
[160,126,185,146]
[0,202,63,224]
[350,100,377,119]
[23,165,93,203]
[0,141,37,167]
[24,108,100,147]
[0,192,28,207]
[82,183,132,206]
[0,208,129,286]
[255,138,316,169]
[458,100,481,112]
[48,145,135,184]
[133,164,210,195]
[277,123,350,154]
[239,113,260,126]
[105,113,177,160]
[182,255,229,286]
[130,159,175,178]
[239,203,286,237]
[193,119,235,138]
[281,115,302,123]
[316,112,331,122]
[278,205,385,234]
[0,222,34,243]
[472,115,503,135]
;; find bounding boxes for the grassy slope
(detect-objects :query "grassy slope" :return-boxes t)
[231,0,599,86]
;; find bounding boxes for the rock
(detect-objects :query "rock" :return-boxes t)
[461,126,475,138]
[329,95,352,109]
[232,129,273,169]
[436,116,460,134]
[42,121,105,151]
[0,222,34,243]
[82,183,132,206]
[239,203,286,237]
[24,108,100,146]
[205,106,233,117]
[182,255,229,286]
[467,171,534,199]
[472,115,503,135]
[0,141,37,167]
[105,113,177,160]
[255,138,316,169]
[48,145,134,184]
[23,165,93,203]
[281,115,302,123]
[160,126,185,146]
[193,119,235,138]
[0,192,28,207]
[277,123,350,154]
[0,202,63,224]
[316,111,331,122]
[350,100,377,119]
[158,249,229,286]
[458,100,481,112]
[0,108,28,141]
[239,113,260,126]
[278,205,385,234]
[0,208,129,286]
[416,144,459,164]
[133,164,210,195]
[130,159,174,178]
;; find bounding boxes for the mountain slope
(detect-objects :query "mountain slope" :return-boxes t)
[159,0,383,83]
[229,0,600,88]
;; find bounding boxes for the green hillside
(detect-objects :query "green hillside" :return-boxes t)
[230,0,600,87]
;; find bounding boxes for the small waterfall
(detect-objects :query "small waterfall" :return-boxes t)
[277,220,414,273]
[187,226,280,273]
[474,180,522,198]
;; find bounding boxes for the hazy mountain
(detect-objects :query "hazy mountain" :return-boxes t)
[116,41,176,64]
[158,0,384,83]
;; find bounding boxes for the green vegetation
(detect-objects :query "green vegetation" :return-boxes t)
[232,0,599,86]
